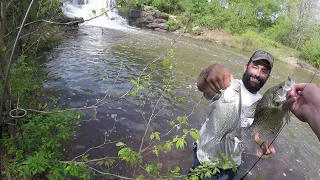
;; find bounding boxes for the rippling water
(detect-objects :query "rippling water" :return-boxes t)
[41,26,320,180]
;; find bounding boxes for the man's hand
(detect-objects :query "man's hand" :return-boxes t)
[254,132,276,155]
[260,141,276,155]
[287,83,320,123]
[287,83,320,140]
[197,64,234,95]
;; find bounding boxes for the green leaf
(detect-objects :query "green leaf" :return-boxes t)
[190,130,200,141]
[164,141,173,150]
[1,46,6,52]
[150,133,155,140]
[104,158,116,167]
[182,129,189,134]
[259,173,264,180]
[146,164,152,173]
[173,136,186,149]
[82,154,89,162]
[92,10,96,15]
[118,148,141,166]
[130,80,138,86]
[173,166,180,173]
[137,175,145,180]
[116,142,126,147]
[100,8,107,13]
[213,167,220,175]
[169,121,175,126]
[103,76,108,80]
[223,163,229,170]
[153,149,159,156]
[130,91,137,98]
[155,132,161,141]
[96,160,103,165]
[137,85,144,90]
[162,59,172,68]
[205,170,212,178]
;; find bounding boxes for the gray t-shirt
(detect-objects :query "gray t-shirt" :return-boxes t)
[197,79,261,168]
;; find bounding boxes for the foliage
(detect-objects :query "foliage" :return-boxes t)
[167,16,182,31]
[0,0,88,179]
[299,36,320,68]
[234,29,297,59]
[2,111,89,179]
[118,0,320,66]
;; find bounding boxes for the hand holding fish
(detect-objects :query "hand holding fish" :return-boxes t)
[254,132,276,155]
[197,64,234,96]
[287,83,320,140]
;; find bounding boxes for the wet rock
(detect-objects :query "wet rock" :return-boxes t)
[157,23,169,30]
[58,16,84,26]
[127,5,169,32]
[154,18,167,23]
[128,10,141,18]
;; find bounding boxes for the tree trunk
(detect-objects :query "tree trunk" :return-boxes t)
[0,0,18,148]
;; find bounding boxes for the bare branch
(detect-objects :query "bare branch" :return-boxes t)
[60,156,118,164]
[88,166,134,180]
[5,8,112,38]
[6,0,14,9]
[71,136,130,161]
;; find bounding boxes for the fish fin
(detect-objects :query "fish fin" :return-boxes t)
[242,99,260,118]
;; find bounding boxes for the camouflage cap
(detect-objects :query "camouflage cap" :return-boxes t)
[250,50,274,69]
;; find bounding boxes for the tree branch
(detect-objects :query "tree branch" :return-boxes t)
[5,8,112,38]
[60,156,118,164]
[88,166,134,180]
[6,0,14,9]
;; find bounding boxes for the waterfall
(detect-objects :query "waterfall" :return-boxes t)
[61,0,128,29]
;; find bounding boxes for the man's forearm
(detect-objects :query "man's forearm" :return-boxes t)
[308,116,320,141]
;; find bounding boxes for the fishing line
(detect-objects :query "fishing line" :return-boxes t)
[309,66,319,83]
[240,121,288,180]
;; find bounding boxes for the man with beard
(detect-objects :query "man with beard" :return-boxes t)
[191,50,275,179]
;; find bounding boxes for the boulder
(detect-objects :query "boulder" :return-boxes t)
[157,23,169,30]
[145,15,155,22]
[146,23,160,29]
[127,5,169,32]
[128,10,141,18]
[153,18,167,23]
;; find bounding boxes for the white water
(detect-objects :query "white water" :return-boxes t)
[61,0,128,29]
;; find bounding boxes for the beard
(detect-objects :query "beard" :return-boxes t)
[242,70,267,93]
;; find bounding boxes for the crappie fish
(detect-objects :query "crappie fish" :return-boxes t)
[244,77,295,142]
[198,79,241,147]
